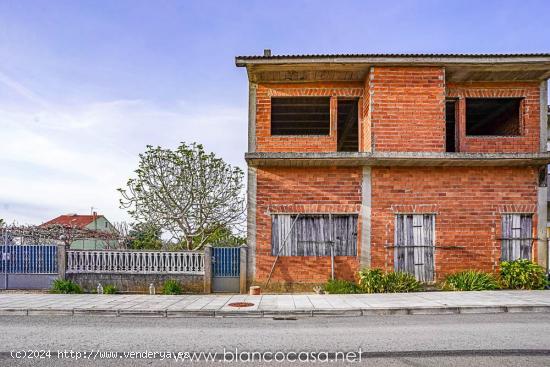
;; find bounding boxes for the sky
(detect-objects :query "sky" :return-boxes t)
[0,0,549,225]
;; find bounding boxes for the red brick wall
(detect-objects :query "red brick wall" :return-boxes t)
[447,82,541,153]
[370,66,446,152]
[360,73,372,152]
[371,166,538,279]
[255,167,362,282]
[256,82,363,152]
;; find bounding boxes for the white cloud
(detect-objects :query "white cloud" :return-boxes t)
[0,98,247,225]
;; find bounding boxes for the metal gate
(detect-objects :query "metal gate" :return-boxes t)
[1,245,58,290]
[212,247,240,293]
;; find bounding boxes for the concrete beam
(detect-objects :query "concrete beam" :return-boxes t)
[541,80,548,152]
[360,167,371,268]
[246,167,257,282]
[245,152,550,168]
[537,187,548,270]
[248,83,257,153]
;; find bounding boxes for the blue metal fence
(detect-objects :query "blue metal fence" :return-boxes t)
[212,247,240,277]
[0,245,58,274]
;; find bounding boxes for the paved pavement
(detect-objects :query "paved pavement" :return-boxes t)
[1,313,549,366]
[0,290,549,317]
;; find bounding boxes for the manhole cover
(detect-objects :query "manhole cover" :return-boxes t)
[227,302,255,308]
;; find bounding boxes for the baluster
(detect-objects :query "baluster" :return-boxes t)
[136,252,141,273]
[92,251,97,272]
[185,253,189,273]
[130,251,135,272]
[114,252,119,272]
[170,253,175,272]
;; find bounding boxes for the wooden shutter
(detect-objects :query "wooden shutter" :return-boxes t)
[271,214,357,257]
[395,214,435,282]
[333,215,358,256]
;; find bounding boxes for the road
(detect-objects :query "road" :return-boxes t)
[0,313,549,366]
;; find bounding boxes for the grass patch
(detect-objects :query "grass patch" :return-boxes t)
[358,268,422,293]
[162,280,183,295]
[442,270,499,291]
[50,279,82,294]
[322,279,360,294]
[103,284,117,294]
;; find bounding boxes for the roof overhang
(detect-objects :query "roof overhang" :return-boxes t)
[235,54,550,83]
[245,152,550,167]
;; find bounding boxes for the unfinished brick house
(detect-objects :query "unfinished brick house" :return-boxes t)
[236,52,550,284]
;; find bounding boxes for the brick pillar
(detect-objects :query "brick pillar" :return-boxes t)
[239,246,248,294]
[203,245,212,294]
[57,243,68,280]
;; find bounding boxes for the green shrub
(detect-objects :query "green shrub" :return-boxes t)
[442,270,499,291]
[322,279,360,294]
[499,260,548,290]
[358,268,422,293]
[103,285,117,294]
[162,280,183,295]
[358,268,385,293]
[383,271,423,293]
[50,279,82,294]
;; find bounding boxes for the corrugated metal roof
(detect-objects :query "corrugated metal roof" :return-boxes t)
[236,52,550,60]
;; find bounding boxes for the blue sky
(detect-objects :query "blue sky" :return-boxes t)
[0,0,549,224]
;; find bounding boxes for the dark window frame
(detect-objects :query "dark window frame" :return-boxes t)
[270,96,331,136]
[465,97,523,137]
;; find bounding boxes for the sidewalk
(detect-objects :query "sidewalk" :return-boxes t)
[0,290,549,318]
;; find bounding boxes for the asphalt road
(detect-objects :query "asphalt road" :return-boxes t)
[0,313,549,366]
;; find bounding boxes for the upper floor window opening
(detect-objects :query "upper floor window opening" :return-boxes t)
[337,98,359,152]
[445,99,457,152]
[466,98,522,136]
[270,97,330,136]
